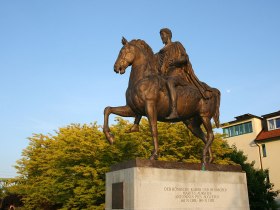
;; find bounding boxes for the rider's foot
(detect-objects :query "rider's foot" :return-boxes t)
[166,111,179,120]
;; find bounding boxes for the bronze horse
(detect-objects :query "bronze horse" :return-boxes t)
[103,38,220,163]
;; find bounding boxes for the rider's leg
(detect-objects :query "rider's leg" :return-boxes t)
[166,78,179,119]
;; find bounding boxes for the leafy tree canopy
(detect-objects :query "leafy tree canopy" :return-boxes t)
[225,147,279,210]
[7,118,279,209]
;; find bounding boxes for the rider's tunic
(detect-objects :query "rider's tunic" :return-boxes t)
[156,41,210,99]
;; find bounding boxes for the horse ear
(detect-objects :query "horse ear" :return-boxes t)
[122,37,128,45]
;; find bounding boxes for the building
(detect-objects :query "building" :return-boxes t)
[221,110,280,202]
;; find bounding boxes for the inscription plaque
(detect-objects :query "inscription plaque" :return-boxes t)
[112,182,123,209]
[162,185,230,205]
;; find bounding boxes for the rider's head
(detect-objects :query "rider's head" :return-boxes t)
[160,28,172,39]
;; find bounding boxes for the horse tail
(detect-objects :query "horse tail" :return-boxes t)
[212,88,221,128]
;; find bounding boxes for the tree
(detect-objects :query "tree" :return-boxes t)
[225,147,279,210]
[9,118,279,209]
[12,123,110,209]
[0,178,8,199]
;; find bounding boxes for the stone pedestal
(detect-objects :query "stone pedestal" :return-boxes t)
[105,159,249,210]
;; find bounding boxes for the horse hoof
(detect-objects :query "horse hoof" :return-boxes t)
[125,125,139,133]
[149,152,158,160]
[149,155,155,160]
[165,113,179,120]
[209,157,214,163]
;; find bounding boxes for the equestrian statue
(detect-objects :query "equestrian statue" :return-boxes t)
[103,28,220,164]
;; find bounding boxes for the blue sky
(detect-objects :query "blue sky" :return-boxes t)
[1,1,279,178]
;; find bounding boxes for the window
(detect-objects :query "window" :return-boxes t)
[268,117,280,130]
[223,122,253,137]
[244,122,252,133]
[262,144,267,157]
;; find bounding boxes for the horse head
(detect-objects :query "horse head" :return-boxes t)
[114,37,136,74]
[114,37,155,75]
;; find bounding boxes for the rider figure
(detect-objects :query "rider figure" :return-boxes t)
[156,28,212,119]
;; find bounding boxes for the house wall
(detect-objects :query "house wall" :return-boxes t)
[224,118,263,169]
[259,139,280,196]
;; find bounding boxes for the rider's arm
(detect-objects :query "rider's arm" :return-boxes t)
[169,42,189,67]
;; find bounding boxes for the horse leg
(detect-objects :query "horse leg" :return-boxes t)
[183,117,213,163]
[125,115,142,133]
[201,116,214,164]
[145,101,159,160]
[103,105,136,144]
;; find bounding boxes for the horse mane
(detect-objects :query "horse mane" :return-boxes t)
[130,39,154,59]
[129,39,160,73]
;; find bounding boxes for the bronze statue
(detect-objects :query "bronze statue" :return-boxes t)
[103,31,220,164]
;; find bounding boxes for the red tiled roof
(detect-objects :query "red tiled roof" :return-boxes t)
[255,129,280,141]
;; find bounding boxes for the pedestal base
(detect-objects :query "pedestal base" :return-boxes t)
[105,159,249,210]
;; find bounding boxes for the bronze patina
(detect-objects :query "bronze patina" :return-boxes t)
[103,29,220,164]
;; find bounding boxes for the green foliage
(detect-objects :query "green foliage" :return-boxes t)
[12,123,110,209]
[10,118,279,209]
[0,178,8,199]
[0,178,15,199]
[225,147,279,210]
